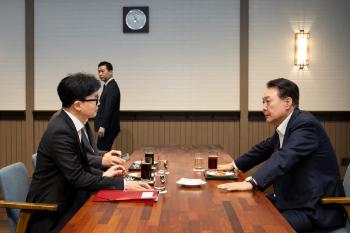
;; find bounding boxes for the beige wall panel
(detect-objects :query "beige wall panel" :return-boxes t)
[249,0,350,111]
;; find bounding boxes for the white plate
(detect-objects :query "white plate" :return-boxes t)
[206,170,234,177]
[176,178,206,186]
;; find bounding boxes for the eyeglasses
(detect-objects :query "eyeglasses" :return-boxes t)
[81,98,99,105]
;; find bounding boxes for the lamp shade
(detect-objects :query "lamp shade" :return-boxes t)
[294,30,310,69]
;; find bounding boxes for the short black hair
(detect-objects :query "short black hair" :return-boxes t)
[57,72,101,108]
[267,78,299,107]
[98,61,113,71]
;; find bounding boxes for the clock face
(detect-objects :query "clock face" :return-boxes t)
[126,9,147,30]
[123,6,149,33]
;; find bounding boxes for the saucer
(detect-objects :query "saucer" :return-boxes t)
[176,178,206,187]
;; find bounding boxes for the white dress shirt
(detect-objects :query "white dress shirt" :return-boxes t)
[63,109,87,142]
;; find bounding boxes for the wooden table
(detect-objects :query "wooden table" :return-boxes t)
[61,145,295,233]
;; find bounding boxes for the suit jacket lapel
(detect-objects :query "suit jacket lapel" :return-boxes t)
[59,111,90,167]
[83,123,97,153]
[282,108,301,144]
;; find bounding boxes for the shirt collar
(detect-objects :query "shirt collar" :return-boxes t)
[276,110,293,137]
[105,77,114,86]
[63,109,86,133]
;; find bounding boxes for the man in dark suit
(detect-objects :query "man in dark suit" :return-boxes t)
[94,61,120,151]
[50,109,126,171]
[218,78,345,232]
[26,73,151,233]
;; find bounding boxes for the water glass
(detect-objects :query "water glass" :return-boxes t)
[154,170,167,193]
[193,153,204,171]
[158,159,169,174]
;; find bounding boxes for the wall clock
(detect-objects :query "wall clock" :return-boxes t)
[123,6,149,33]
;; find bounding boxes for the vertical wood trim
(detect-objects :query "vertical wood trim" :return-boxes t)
[240,0,249,154]
[25,0,35,167]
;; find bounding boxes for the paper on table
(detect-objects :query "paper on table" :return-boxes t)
[141,192,155,199]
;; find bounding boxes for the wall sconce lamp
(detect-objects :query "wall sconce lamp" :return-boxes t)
[294,30,310,70]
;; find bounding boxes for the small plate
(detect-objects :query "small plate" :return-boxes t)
[206,170,234,177]
[176,178,206,187]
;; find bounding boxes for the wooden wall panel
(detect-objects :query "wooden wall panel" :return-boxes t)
[0,112,26,168]
[112,113,241,159]
[0,111,349,177]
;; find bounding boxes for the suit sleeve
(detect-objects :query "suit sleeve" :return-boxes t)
[51,131,123,191]
[89,166,103,176]
[87,153,103,170]
[252,121,319,190]
[235,135,276,172]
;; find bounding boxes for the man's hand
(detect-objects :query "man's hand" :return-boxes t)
[217,181,253,191]
[102,165,127,177]
[125,181,153,190]
[217,162,234,171]
[97,127,105,138]
[102,150,125,167]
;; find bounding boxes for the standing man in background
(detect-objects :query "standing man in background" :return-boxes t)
[94,61,121,151]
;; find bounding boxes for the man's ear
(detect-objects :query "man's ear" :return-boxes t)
[285,97,293,108]
[72,100,82,112]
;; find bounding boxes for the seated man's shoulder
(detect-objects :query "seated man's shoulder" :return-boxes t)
[290,111,320,130]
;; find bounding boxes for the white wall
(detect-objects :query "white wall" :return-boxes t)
[1,0,349,111]
[249,0,350,111]
[34,0,240,111]
[0,0,25,110]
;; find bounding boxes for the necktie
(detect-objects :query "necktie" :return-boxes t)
[81,127,94,153]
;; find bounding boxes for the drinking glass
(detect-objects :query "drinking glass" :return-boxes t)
[208,150,219,169]
[154,170,167,194]
[144,147,154,165]
[193,153,204,171]
[141,160,152,181]
[158,159,169,174]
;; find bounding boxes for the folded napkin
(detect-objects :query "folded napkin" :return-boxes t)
[177,178,206,186]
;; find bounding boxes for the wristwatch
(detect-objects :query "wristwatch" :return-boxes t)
[245,176,258,190]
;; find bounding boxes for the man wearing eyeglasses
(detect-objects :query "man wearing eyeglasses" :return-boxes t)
[49,109,126,172]
[94,61,121,151]
[217,78,345,232]
[26,73,151,233]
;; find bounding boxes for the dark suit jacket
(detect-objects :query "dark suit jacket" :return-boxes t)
[26,111,123,233]
[235,108,345,229]
[83,123,106,172]
[94,79,120,135]
[50,109,104,172]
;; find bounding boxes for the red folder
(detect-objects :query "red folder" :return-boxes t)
[93,190,158,203]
